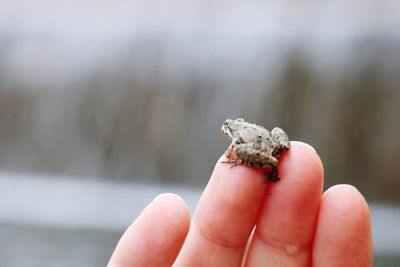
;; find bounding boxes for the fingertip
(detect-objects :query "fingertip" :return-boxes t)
[271,141,324,202]
[323,184,370,218]
[152,193,190,215]
[152,193,191,231]
[314,184,373,266]
[283,141,324,183]
[108,193,190,267]
[292,141,317,153]
[324,183,364,198]
[321,184,372,236]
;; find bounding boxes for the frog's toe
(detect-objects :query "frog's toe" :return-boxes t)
[266,169,280,182]
[222,159,243,168]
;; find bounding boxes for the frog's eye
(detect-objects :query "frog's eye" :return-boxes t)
[222,123,233,135]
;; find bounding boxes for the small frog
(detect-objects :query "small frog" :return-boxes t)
[221,118,290,182]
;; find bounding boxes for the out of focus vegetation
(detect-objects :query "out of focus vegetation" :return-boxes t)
[0,1,399,202]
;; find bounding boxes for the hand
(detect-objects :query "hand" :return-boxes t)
[108,142,373,267]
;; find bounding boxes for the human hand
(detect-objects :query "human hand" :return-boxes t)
[108,141,373,267]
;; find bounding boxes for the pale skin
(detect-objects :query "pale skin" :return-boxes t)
[108,141,373,267]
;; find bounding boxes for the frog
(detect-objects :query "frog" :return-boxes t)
[221,118,290,182]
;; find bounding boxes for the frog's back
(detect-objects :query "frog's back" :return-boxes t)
[239,122,269,141]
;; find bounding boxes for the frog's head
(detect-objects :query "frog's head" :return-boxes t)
[221,119,234,139]
[221,118,244,140]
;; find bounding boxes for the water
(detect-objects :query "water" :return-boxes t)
[0,173,201,266]
[0,223,120,267]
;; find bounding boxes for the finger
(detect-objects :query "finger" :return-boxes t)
[244,141,324,266]
[108,193,190,267]
[313,184,373,267]
[173,155,269,267]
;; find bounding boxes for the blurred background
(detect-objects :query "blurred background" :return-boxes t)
[0,0,400,266]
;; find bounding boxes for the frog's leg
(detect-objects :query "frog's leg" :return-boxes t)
[232,143,281,182]
[222,143,255,168]
[222,159,244,169]
[232,143,278,168]
[221,143,243,168]
[271,127,290,151]
[223,144,282,182]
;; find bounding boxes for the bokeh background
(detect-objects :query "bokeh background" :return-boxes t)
[1,1,400,266]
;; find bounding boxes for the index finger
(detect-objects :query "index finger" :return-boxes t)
[173,154,269,266]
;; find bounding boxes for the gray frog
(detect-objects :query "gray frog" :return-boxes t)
[221,118,290,182]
